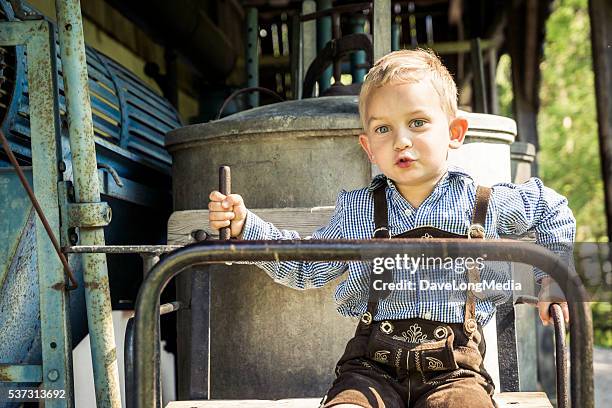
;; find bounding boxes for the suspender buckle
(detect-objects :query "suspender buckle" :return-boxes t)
[380,321,394,334]
[373,226,391,239]
[361,312,373,326]
[467,223,485,239]
[464,318,478,335]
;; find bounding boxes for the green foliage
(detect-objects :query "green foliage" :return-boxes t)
[538,0,605,242]
[496,54,514,119]
[541,0,611,347]
[540,0,611,348]
[497,0,611,347]
[592,302,612,347]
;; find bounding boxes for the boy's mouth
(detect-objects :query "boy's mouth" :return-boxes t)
[395,155,416,168]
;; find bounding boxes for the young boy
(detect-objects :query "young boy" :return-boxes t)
[208,49,574,408]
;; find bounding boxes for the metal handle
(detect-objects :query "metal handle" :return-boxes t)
[134,241,593,408]
[219,166,231,240]
[514,295,569,408]
[550,303,569,408]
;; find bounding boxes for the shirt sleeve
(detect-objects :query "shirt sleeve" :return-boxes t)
[239,190,349,289]
[493,177,576,283]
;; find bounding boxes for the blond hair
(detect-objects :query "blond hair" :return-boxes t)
[359,48,458,129]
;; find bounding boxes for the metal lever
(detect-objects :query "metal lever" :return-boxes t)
[219,166,231,240]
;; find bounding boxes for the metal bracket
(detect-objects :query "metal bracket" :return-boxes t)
[67,202,112,228]
[59,181,111,246]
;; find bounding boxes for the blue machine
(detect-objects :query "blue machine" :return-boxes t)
[0,2,181,404]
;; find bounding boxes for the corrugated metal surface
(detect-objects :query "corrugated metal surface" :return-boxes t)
[0,0,181,177]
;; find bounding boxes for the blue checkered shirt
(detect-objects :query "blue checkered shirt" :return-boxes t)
[241,166,576,325]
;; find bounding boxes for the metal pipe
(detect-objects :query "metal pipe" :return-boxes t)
[134,239,593,408]
[219,166,231,240]
[302,0,317,87]
[373,0,391,61]
[64,245,183,254]
[246,8,259,108]
[514,295,571,406]
[392,16,401,51]
[471,37,488,113]
[54,1,121,407]
[350,15,367,82]
[124,318,136,408]
[317,0,332,93]
[332,12,342,84]
[550,304,569,408]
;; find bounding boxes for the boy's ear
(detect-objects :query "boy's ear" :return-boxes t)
[448,117,468,149]
[359,133,375,163]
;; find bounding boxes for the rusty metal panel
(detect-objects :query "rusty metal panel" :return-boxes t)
[0,18,74,408]
[0,365,42,383]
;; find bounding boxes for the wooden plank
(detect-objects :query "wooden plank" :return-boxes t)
[167,207,335,245]
[494,392,553,407]
[166,399,322,408]
[166,392,552,408]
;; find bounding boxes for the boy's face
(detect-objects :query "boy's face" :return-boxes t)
[359,81,467,196]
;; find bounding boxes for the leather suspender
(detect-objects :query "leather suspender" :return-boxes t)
[463,185,491,336]
[373,184,391,238]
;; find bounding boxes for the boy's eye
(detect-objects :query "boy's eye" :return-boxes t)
[410,119,426,128]
[375,125,390,134]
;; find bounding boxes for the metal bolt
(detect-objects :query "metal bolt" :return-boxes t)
[58,161,66,172]
[69,229,79,245]
[192,229,209,242]
[47,369,59,382]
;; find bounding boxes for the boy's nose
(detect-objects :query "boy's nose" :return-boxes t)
[394,131,413,150]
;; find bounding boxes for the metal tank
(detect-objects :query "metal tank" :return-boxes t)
[166,96,517,398]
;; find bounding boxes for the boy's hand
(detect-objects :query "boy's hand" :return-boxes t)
[537,277,570,326]
[208,191,248,237]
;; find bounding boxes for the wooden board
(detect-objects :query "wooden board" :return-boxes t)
[166,399,322,408]
[167,207,335,245]
[166,392,552,408]
[494,392,553,407]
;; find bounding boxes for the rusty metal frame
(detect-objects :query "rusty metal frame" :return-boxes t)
[54,1,122,406]
[0,18,74,407]
[132,239,594,408]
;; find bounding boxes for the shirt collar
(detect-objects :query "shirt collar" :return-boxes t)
[367,165,474,192]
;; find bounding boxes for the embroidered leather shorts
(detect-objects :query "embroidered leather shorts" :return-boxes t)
[320,318,496,408]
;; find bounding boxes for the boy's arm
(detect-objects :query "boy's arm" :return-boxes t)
[231,191,350,289]
[493,178,574,324]
[493,177,576,283]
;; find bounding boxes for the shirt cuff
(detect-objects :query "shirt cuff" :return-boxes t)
[240,210,271,240]
[534,268,548,284]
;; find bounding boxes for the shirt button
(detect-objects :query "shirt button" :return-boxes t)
[404,208,412,216]
[423,311,432,320]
